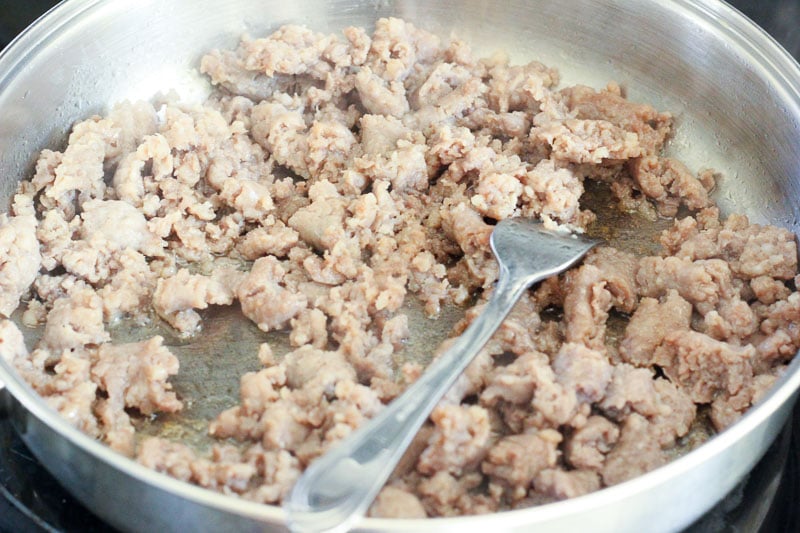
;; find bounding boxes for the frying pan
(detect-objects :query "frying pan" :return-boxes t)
[2,0,800,531]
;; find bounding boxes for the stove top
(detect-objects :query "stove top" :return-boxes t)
[1,1,799,532]
[0,420,112,533]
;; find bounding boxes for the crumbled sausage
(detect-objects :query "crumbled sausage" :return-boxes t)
[5,18,799,519]
[482,430,562,501]
[369,486,428,518]
[620,290,691,367]
[0,214,41,317]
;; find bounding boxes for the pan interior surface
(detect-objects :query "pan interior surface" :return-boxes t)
[1,0,800,532]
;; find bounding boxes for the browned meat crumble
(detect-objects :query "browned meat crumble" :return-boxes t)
[0,17,798,518]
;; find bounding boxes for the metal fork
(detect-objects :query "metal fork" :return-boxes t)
[285,218,599,533]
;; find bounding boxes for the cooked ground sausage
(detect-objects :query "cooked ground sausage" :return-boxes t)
[1,17,797,518]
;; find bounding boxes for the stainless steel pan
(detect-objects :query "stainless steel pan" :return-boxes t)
[2,0,800,531]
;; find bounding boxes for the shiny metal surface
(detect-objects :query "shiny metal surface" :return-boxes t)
[287,221,597,533]
[0,0,800,532]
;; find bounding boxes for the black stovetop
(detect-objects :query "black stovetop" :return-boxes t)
[0,1,799,532]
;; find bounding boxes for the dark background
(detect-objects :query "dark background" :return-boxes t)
[734,0,800,57]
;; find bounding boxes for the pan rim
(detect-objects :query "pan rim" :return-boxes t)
[1,0,800,529]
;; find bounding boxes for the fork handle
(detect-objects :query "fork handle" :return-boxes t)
[284,268,537,533]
